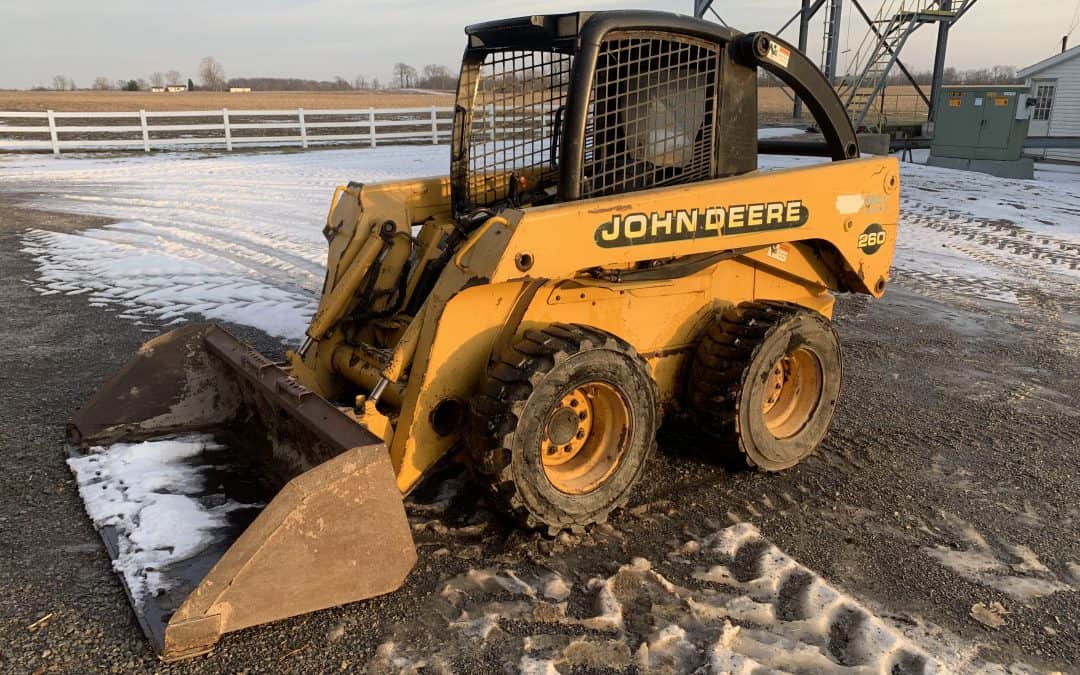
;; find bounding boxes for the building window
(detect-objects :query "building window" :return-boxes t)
[1032,82,1055,121]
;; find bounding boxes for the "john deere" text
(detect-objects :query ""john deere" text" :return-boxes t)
[594,200,808,248]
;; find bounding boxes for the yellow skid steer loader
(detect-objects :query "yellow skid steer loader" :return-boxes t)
[67,10,899,661]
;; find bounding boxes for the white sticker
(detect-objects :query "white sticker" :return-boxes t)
[767,244,789,263]
[835,193,864,215]
[974,97,983,106]
[766,42,790,68]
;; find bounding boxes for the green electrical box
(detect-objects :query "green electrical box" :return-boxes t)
[928,85,1034,179]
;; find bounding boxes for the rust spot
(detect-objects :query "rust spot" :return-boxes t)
[586,203,633,215]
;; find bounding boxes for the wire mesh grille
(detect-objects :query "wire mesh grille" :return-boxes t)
[461,49,572,208]
[582,32,719,198]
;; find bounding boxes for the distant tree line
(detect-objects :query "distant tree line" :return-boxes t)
[42,58,224,92]
[38,59,458,92]
[227,64,455,92]
[759,65,1023,87]
[226,76,358,91]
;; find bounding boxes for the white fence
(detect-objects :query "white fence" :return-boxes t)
[0,107,456,154]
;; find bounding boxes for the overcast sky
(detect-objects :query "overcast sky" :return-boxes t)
[2,0,1077,89]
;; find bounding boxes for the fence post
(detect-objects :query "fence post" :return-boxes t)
[298,108,308,149]
[139,109,150,153]
[487,103,495,142]
[223,108,233,151]
[368,107,377,148]
[430,105,438,144]
[47,109,59,156]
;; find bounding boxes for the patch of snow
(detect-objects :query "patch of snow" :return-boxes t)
[66,435,257,606]
[6,146,445,342]
[758,126,811,139]
[922,544,1073,601]
[919,511,1076,602]
[518,655,560,675]
[542,575,572,602]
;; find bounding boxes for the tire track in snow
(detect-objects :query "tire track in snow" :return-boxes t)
[369,523,1038,674]
[4,147,445,341]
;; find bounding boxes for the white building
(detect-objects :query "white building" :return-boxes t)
[165,84,188,93]
[1018,44,1080,162]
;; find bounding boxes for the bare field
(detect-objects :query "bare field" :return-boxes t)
[0,90,452,112]
[1,85,928,117]
[759,83,928,121]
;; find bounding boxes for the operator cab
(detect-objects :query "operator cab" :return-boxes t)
[449,10,859,222]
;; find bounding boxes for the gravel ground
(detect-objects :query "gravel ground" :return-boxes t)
[0,199,1077,674]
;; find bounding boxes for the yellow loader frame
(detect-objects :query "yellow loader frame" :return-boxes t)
[66,11,899,661]
[292,156,898,494]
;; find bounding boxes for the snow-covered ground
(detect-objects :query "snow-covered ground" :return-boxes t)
[8,146,444,341]
[4,144,1077,346]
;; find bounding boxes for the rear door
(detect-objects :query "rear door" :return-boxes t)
[1028,79,1056,137]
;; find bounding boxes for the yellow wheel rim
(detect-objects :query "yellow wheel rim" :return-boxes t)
[541,383,630,494]
[762,347,824,439]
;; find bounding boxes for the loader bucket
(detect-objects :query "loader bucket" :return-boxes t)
[66,324,416,661]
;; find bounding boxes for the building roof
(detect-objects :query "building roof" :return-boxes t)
[1018,44,1080,78]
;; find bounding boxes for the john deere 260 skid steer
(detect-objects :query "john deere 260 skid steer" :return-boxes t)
[67,10,898,660]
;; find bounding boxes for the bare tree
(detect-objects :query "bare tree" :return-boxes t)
[371,77,381,90]
[149,72,165,88]
[51,75,70,91]
[353,74,367,90]
[420,64,454,89]
[393,62,417,88]
[68,78,77,90]
[198,56,227,91]
[332,76,351,90]
[92,76,113,90]
[165,70,182,85]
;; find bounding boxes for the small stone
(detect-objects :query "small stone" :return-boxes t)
[970,601,1008,629]
[327,622,345,642]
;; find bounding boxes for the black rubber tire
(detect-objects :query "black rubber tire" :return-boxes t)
[688,301,842,471]
[470,323,658,533]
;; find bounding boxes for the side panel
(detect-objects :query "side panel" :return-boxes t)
[515,255,832,405]
[491,157,899,297]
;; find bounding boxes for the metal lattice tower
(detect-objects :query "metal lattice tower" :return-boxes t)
[839,0,977,131]
[693,0,980,132]
[820,0,844,84]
